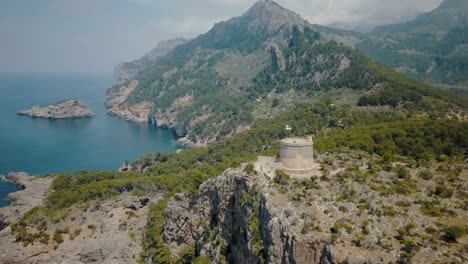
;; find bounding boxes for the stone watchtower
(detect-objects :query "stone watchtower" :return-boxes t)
[249,137,320,179]
[279,137,318,176]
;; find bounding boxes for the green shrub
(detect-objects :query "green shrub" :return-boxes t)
[401,239,419,256]
[53,229,64,244]
[178,246,195,264]
[274,170,290,185]
[441,225,466,243]
[395,165,410,179]
[74,228,81,236]
[417,169,433,180]
[434,185,453,198]
[244,163,257,175]
[193,256,211,264]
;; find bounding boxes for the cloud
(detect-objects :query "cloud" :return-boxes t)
[0,0,445,72]
[147,16,225,38]
[128,0,443,32]
[278,0,443,31]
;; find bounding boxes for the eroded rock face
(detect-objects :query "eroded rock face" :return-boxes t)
[0,172,52,230]
[107,101,153,123]
[17,100,95,119]
[105,80,140,108]
[162,169,359,264]
[105,80,154,123]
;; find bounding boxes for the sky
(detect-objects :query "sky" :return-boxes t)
[0,0,443,73]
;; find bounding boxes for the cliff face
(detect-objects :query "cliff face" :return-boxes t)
[106,38,189,123]
[162,170,367,263]
[161,153,468,264]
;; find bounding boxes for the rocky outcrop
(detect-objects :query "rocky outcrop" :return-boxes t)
[17,100,95,119]
[0,172,52,230]
[0,192,158,264]
[105,80,139,108]
[162,169,370,263]
[106,38,189,124]
[105,79,154,123]
[270,43,286,72]
[161,149,468,264]
[107,101,153,123]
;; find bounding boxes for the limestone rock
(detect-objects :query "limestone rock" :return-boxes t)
[17,99,95,119]
[162,169,350,264]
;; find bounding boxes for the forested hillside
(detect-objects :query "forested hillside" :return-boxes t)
[357,0,468,90]
[106,0,467,146]
[7,99,467,263]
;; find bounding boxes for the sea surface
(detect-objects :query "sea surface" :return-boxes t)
[0,73,181,207]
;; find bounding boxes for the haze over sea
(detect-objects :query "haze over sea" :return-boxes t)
[0,73,180,207]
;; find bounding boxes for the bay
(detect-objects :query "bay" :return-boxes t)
[0,73,180,207]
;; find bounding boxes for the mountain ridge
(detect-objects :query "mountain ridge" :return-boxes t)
[106,0,467,145]
[373,0,468,34]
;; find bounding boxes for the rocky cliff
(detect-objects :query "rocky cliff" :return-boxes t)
[17,99,95,119]
[162,169,371,263]
[161,154,468,264]
[106,38,189,123]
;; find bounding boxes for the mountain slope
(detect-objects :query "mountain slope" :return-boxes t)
[374,0,468,33]
[106,0,466,145]
[113,38,190,85]
[357,0,468,89]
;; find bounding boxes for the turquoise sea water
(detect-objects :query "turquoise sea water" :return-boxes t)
[0,73,180,207]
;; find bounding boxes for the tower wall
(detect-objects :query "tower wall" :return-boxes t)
[279,138,315,170]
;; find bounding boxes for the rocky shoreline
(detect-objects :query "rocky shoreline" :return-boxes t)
[0,172,157,264]
[17,99,95,119]
[0,172,53,230]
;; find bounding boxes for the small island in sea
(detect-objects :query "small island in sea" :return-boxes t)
[17,99,95,119]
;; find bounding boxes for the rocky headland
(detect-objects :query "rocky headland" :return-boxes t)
[0,172,159,264]
[17,99,95,119]
[0,172,52,230]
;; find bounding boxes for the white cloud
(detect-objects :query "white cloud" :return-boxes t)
[277,0,443,31]
[148,16,225,38]
[128,0,443,29]
[0,0,446,72]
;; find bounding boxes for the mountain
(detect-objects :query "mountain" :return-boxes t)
[356,0,468,90]
[113,38,190,85]
[106,0,466,146]
[2,2,468,263]
[374,0,468,33]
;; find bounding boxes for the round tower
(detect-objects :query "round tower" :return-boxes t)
[279,138,315,172]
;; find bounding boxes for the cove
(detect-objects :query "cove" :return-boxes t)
[0,73,182,206]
